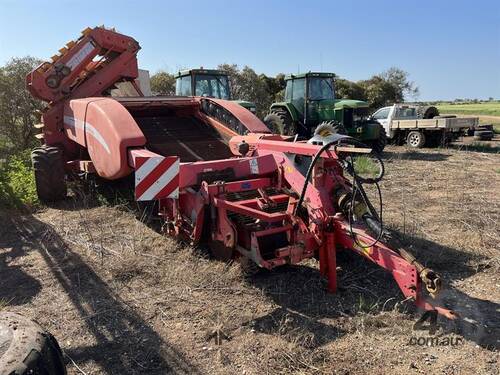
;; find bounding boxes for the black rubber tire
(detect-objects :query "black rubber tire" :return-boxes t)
[418,106,439,119]
[0,312,66,375]
[31,146,67,203]
[473,130,494,141]
[370,125,387,153]
[263,108,296,136]
[406,130,426,148]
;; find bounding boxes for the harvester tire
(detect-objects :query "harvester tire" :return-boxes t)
[370,125,387,153]
[406,131,426,148]
[31,146,67,202]
[264,109,296,136]
[473,130,493,141]
[0,312,66,375]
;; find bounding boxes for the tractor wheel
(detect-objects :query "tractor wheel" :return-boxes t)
[0,312,67,375]
[370,125,387,153]
[31,146,67,203]
[406,131,426,148]
[263,109,296,136]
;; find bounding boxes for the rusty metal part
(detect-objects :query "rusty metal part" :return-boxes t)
[398,247,442,298]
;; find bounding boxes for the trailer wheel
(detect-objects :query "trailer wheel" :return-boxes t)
[0,312,66,375]
[370,125,387,153]
[407,131,426,148]
[473,130,494,141]
[264,108,296,136]
[31,146,67,202]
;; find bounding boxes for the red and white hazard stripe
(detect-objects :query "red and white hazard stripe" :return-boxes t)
[133,154,179,201]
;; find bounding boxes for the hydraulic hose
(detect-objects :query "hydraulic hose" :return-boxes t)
[293,137,385,247]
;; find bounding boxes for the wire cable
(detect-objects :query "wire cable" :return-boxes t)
[293,137,385,247]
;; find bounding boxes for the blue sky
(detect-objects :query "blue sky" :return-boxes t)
[0,0,499,100]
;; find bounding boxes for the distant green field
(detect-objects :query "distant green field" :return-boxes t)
[436,102,500,133]
[436,102,500,117]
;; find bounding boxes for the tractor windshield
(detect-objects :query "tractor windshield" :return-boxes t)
[194,74,231,100]
[308,77,334,101]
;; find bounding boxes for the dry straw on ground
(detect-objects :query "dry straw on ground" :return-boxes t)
[1,145,499,374]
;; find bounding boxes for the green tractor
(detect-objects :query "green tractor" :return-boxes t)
[175,68,257,113]
[264,72,387,152]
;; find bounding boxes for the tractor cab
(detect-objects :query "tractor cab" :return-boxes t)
[265,72,387,152]
[284,72,336,132]
[175,69,256,113]
[265,72,336,136]
[175,69,231,99]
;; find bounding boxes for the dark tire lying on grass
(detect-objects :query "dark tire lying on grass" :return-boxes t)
[473,130,494,141]
[31,146,67,202]
[0,312,66,375]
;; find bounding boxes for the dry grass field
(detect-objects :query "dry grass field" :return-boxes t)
[1,145,499,374]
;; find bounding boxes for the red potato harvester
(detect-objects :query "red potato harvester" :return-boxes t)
[27,26,456,326]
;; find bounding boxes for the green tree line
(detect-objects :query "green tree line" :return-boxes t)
[151,65,419,117]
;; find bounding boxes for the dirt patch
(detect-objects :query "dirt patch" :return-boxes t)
[0,145,499,374]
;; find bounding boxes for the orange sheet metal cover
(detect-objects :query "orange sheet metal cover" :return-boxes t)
[64,98,146,179]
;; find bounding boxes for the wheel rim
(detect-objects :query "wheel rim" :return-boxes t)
[409,133,420,146]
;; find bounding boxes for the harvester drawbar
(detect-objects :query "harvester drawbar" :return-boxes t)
[27,26,456,326]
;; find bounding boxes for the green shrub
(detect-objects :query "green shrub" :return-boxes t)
[0,150,38,208]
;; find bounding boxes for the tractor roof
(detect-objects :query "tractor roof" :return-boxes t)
[285,72,335,80]
[175,69,228,78]
[334,99,370,109]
